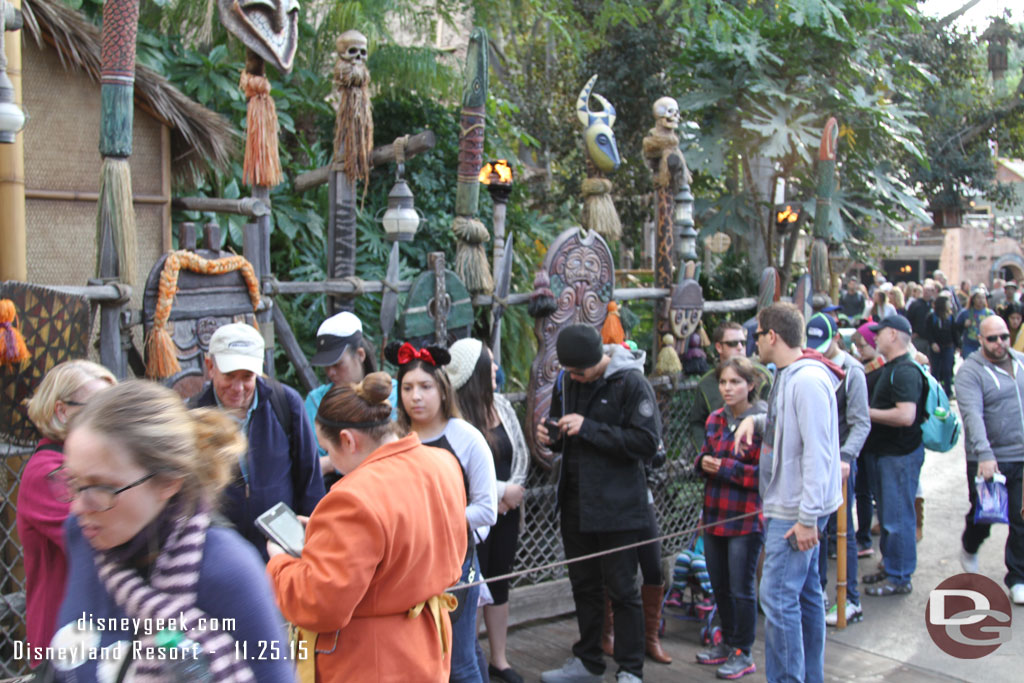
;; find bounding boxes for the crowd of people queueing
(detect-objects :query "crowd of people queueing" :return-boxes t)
[15,268,1024,683]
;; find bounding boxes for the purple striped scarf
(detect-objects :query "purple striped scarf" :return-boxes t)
[94,510,255,682]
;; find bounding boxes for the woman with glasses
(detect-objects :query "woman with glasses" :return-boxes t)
[17,360,115,666]
[49,380,292,682]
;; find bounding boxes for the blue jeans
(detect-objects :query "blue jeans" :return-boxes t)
[703,531,763,654]
[760,516,827,683]
[450,551,484,683]
[871,446,925,585]
[819,461,860,605]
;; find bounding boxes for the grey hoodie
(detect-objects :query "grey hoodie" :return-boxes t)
[602,343,646,377]
[833,350,871,464]
[753,357,844,527]
[954,348,1024,464]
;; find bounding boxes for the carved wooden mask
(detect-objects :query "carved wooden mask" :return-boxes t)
[219,0,300,73]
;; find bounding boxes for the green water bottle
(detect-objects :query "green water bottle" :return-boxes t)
[155,629,212,683]
[933,406,948,421]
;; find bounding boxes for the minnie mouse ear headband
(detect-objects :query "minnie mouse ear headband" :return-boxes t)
[384,341,452,368]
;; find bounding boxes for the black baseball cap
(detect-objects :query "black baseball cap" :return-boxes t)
[868,315,912,335]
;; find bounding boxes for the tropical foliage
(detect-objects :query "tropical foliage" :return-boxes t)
[59,0,1024,383]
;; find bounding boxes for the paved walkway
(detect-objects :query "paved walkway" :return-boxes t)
[502,413,1021,682]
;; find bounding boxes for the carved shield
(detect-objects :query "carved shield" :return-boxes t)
[526,228,615,470]
[397,269,474,347]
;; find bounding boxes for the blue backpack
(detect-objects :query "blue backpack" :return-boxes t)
[905,360,960,452]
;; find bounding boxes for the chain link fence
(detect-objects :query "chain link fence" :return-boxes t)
[509,376,706,589]
[1,444,31,679]
[0,374,707,678]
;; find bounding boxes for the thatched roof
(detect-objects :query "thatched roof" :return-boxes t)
[21,0,237,188]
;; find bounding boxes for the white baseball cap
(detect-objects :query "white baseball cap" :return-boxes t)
[310,312,363,367]
[208,323,265,374]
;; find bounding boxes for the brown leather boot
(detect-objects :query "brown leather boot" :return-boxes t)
[601,594,614,656]
[915,496,924,542]
[642,584,672,664]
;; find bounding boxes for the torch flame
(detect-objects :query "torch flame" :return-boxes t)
[479,160,513,185]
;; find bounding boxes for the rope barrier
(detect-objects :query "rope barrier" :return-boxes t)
[453,509,763,591]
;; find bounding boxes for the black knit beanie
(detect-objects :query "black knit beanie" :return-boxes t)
[556,324,604,369]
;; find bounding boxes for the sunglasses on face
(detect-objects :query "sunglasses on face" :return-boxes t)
[720,340,745,348]
[985,333,1011,343]
[754,329,770,339]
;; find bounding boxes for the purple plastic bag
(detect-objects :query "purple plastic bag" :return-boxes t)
[974,473,1009,525]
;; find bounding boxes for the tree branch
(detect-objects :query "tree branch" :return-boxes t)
[937,0,983,29]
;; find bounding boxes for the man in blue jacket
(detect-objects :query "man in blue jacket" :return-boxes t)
[736,303,843,683]
[193,323,325,558]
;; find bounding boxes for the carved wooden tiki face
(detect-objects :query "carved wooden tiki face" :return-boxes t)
[219,0,300,73]
[669,279,704,341]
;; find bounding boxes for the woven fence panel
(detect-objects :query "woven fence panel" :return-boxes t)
[509,377,706,589]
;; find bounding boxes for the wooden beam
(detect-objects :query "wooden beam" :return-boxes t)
[269,278,758,314]
[272,304,318,394]
[25,189,168,205]
[171,196,270,217]
[294,130,438,193]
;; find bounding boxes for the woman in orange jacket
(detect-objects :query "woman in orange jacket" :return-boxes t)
[267,372,469,682]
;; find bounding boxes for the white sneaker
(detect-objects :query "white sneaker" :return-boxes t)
[1010,584,1024,605]
[825,601,863,626]
[540,657,602,683]
[960,547,979,574]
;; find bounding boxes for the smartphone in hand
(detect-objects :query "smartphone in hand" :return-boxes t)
[256,502,306,557]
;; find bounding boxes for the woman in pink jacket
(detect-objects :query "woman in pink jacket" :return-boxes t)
[16,360,115,662]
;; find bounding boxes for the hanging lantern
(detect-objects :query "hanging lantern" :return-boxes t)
[674,185,697,262]
[378,167,422,242]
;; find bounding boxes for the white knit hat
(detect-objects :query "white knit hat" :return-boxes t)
[446,338,484,390]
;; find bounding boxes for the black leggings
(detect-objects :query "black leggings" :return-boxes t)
[637,502,663,587]
[477,507,521,605]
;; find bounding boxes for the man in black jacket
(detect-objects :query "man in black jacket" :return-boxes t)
[537,324,661,683]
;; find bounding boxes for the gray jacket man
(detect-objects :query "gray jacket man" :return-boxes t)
[954,314,1024,602]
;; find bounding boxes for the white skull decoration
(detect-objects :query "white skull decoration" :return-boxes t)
[337,30,368,64]
[653,97,681,133]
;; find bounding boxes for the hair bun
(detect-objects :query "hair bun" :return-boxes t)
[354,372,393,405]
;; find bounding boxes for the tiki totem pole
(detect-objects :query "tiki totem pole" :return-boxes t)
[326,29,373,311]
[643,97,691,359]
[94,0,141,377]
[452,28,492,295]
[576,75,621,242]
[95,0,140,290]
[218,0,299,368]
[812,117,841,299]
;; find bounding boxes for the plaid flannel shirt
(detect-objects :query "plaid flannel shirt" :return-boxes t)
[696,406,764,536]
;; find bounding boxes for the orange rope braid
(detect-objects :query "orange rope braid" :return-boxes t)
[145,251,261,379]
[240,71,283,188]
